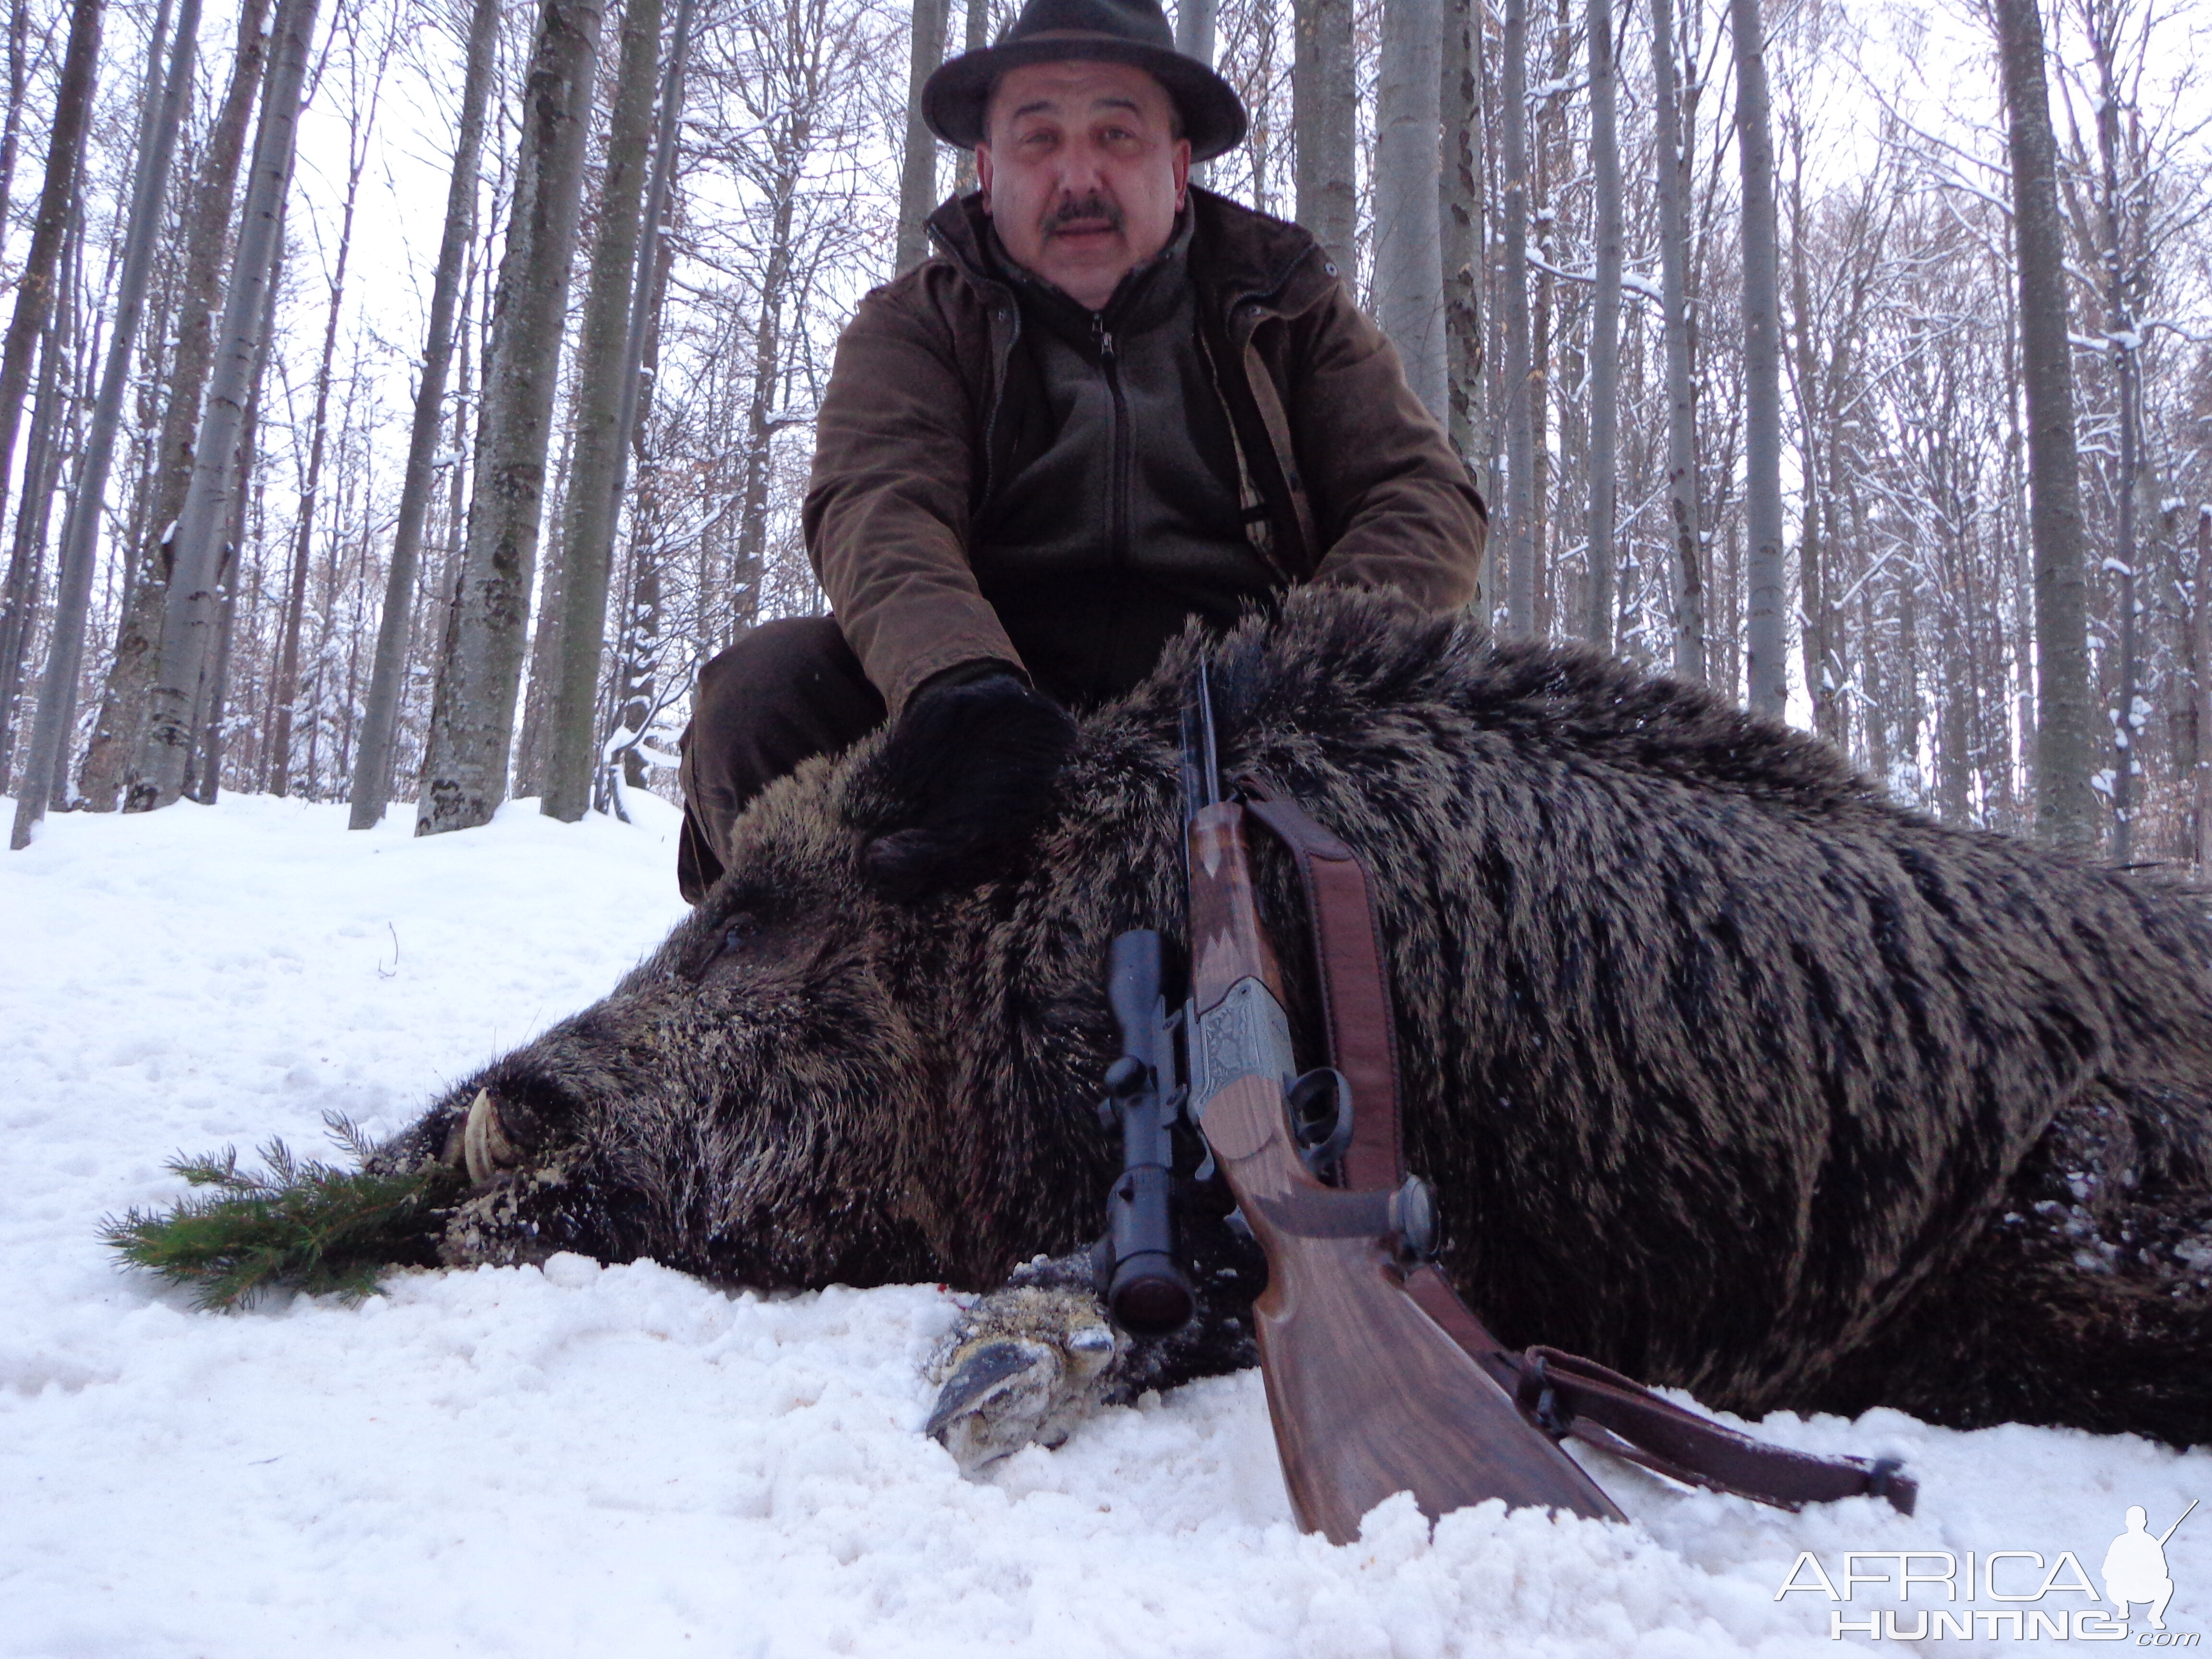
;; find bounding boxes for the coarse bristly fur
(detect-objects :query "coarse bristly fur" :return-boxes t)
[369,587,2212,1449]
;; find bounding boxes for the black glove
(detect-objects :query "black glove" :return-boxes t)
[858,668,1079,900]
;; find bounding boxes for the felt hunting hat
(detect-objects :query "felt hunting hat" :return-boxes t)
[921,0,1249,163]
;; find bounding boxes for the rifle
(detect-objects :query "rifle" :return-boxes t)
[1092,660,1621,1541]
[1091,659,1917,1541]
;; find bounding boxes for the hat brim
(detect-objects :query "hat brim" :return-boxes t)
[922,37,1248,163]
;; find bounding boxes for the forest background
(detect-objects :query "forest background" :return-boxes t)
[0,0,2205,862]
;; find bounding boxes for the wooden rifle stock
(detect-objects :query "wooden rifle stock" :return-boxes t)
[1185,800,1624,1542]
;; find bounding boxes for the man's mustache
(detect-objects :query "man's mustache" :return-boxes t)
[1043,194,1124,237]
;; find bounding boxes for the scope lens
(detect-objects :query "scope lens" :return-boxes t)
[1111,1263,1196,1336]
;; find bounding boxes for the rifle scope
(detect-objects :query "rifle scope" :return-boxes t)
[1095,930,1197,1337]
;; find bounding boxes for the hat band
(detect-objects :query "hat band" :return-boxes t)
[999,27,1169,47]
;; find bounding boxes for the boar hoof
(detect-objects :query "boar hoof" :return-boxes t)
[926,1338,1064,1472]
[463,1089,522,1185]
[925,1281,1125,1475]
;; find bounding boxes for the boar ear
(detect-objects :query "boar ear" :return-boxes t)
[846,673,1077,901]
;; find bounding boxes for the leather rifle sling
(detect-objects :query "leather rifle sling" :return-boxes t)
[1235,773,1917,1517]
[1236,776,1404,1192]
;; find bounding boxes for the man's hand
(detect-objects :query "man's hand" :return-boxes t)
[858,668,1078,900]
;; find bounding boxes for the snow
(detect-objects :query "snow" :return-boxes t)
[4,794,2210,1657]
[1621,270,1665,305]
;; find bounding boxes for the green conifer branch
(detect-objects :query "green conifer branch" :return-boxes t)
[103,1114,462,1310]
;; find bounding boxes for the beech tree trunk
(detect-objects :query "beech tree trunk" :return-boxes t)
[0,295,67,792]
[2195,507,2211,871]
[1862,571,1889,784]
[1175,0,1216,189]
[1649,0,1703,681]
[270,75,375,800]
[1439,0,1481,473]
[1529,0,1569,637]
[1899,559,1922,804]
[76,0,270,810]
[2086,3,2142,862]
[1800,403,1839,751]
[348,0,500,828]
[601,0,693,573]
[1174,0,1215,60]
[1993,0,2092,850]
[421,262,478,725]
[2108,331,2140,861]
[0,0,100,787]
[415,0,605,835]
[0,0,29,249]
[1499,0,1534,637]
[733,151,799,632]
[1732,0,1783,717]
[607,239,671,803]
[190,259,278,805]
[952,0,986,195]
[511,420,573,792]
[542,0,661,822]
[0,0,102,631]
[1936,576,1969,821]
[594,0,695,812]
[1584,0,1620,648]
[1787,151,1826,742]
[1374,0,1444,421]
[12,0,197,847]
[895,0,945,274]
[0,189,80,798]
[1292,0,1355,279]
[136,0,317,810]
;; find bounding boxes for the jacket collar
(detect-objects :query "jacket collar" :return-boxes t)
[987,205,1195,343]
[925,185,1331,321]
[1184,187,1332,316]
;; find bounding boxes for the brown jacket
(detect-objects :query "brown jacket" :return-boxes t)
[803,187,1488,713]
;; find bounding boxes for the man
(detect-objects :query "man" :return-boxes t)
[2103,1504,2186,1631]
[677,0,1485,903]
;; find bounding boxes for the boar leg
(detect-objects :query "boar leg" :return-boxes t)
[926,1210,1266,1474]
[924,1256,1123,1472]
[1806,1080,2212,1444]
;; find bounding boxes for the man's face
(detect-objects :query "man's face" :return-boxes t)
[975,60,1191,312]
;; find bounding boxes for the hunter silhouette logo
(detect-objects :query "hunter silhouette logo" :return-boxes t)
[1777,1502,2202,1642]
[2106,1503,2196,1632]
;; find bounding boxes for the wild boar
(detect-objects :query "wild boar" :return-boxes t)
[373,588,2212,1461]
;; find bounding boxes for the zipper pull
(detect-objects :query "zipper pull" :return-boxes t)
[1093,315,1115,361]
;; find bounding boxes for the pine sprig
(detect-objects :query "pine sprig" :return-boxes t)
[103,1113,462,1311]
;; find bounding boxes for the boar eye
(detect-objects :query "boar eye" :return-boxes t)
[674,909,764,984]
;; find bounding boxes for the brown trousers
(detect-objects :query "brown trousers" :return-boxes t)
[676,617,886,903]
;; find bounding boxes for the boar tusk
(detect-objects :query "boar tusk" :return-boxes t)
[463,1088,519,1185]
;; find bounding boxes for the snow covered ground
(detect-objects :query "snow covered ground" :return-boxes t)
[3,793,2207,1658]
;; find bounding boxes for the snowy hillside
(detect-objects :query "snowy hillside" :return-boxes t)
[2,794,2206,1657]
